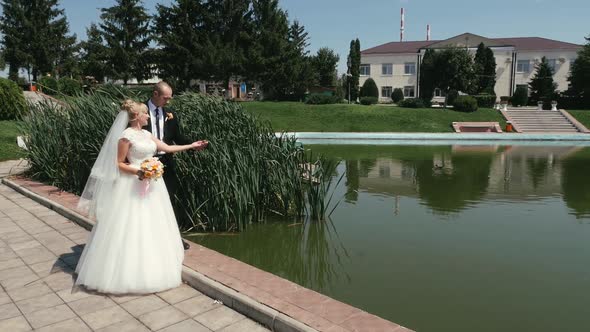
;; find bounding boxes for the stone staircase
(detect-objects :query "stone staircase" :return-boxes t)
[501,108,588,133]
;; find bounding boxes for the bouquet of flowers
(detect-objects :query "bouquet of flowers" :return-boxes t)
[139,157,164,181]
[138,157,164,197]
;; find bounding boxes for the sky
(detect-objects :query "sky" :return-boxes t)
[3,0,590,77]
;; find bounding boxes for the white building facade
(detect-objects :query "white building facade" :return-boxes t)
[360,33,581,103]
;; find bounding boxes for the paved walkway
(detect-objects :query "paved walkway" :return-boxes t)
[0,184,269,331]
[0,160,29,179]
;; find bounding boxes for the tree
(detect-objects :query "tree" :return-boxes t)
[473,42,496,94]
[247,0,290,99]
[419,48,436,102]
[568,35,590,105]
[346,38,361,102]
[283,20,315,100]
[79,24,108,82]
[529,56,557,104]
[422,47,476,108]
[0,0,28,80]
[153,0,207,91]
[312,47,339,87]
[99,0,151,84]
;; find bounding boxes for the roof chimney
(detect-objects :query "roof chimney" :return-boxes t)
[427,24,431,41]
[400,8,404,42]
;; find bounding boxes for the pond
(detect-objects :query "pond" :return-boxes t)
[187,144,590,332]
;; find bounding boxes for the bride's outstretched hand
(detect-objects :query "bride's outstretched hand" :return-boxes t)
[191,140,208,151]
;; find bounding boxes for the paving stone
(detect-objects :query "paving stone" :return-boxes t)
[158,319,211,332]
[68,295,117,316]
[138,305,189,331]
[0,265,35,281]
[43,270,75,291]
[95,318,150,332]
[6,282,53,302]
[0,273,42,290]
[0,292,12,305]
[173,294,220,317]
[81,305,133,330]
[218,318,270,332]
[0,257,25,271]
[0,302,21,320]
[120,294,168,317]
[16,292,64,314]
[34,317,91,332]
[0,315,32,331]
[24,303,77,329]
[157,284,201,304]
[194,306,245,331]
[56,288,95,303]
[29,259,70,277]
[109,294,145,304]
[9,240,42,252]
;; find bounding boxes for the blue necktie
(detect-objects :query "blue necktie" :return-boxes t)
[155,108,161,140]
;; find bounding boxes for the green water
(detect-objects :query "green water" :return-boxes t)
[187,144,590,332]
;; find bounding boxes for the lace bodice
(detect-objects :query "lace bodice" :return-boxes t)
[120,128,156,166]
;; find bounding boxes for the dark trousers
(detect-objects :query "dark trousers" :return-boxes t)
[158,153,184,226]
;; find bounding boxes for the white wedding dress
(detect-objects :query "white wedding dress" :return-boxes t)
[75,128,184,294]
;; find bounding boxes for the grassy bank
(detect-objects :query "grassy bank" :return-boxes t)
[567,110,590,129]
[0,121,24,161]
[241,102,506,132]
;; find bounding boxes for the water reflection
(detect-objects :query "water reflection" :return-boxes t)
[325,145,590,216]
[188,218,350,292]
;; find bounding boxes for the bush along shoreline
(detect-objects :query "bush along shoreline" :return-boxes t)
[20,86,336,232]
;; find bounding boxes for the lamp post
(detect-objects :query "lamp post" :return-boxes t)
[347,55,352,104]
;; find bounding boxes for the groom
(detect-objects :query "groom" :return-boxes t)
[144,81,204,250]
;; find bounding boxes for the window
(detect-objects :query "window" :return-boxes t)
[381,63,393,75]
[404,62,416,75]
[403,86,415,98]
[434,88,445,97]
[547,59,557,72]
[516,60,530,73]
[360,64,370,76]
[381,86,393,98]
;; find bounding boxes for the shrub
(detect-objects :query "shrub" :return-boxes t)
[446,90,459,105]
[500,96,511,102]
[37,76,58,95]
[0,77,27,120]
[58,77,82,96]
[511,86,528,107]
[398,98,425,108]
[359,96,378,105]
[453,95,478,112]
[471,94,496,108]
[305,93,341,105]
[391,88,404,103]
[359,78,378,98]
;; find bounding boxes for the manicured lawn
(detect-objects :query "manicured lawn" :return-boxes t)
[0,121,25,161]
[567,110,590,130]
[241,102,507,132]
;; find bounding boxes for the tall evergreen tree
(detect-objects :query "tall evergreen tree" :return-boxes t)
[529,56,557,104]
[568,35,590,105]
[473,42,496,94]
[284,20,314,99]
[346,39,361,102]
[0,0,28,80]
[419,48,436,101]
[313,47,339,87]
[153,0,207,91]
[79,23,108,82]
[99,0,151,84]
[247,0,290,99]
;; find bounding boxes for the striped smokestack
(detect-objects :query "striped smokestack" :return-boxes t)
[400,8,404,42]
[427,24,431,41]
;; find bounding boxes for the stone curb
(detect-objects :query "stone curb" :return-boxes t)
[1,177,318,332]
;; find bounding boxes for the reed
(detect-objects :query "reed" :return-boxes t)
[20,87,335,231]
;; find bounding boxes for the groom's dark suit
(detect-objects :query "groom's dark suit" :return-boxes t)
[142,103,191,204]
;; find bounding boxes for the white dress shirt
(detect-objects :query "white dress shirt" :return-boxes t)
[147,99,165,154]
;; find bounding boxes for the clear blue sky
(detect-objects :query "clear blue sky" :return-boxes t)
[5,0,590,76]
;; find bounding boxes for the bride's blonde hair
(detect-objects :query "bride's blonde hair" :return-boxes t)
[121,99,147,121]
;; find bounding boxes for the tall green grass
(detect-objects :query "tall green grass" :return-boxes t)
[20,87,334,231]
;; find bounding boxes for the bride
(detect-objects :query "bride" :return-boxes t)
[75,99,207,294]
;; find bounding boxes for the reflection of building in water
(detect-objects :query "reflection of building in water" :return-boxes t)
[356,146,581,202]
